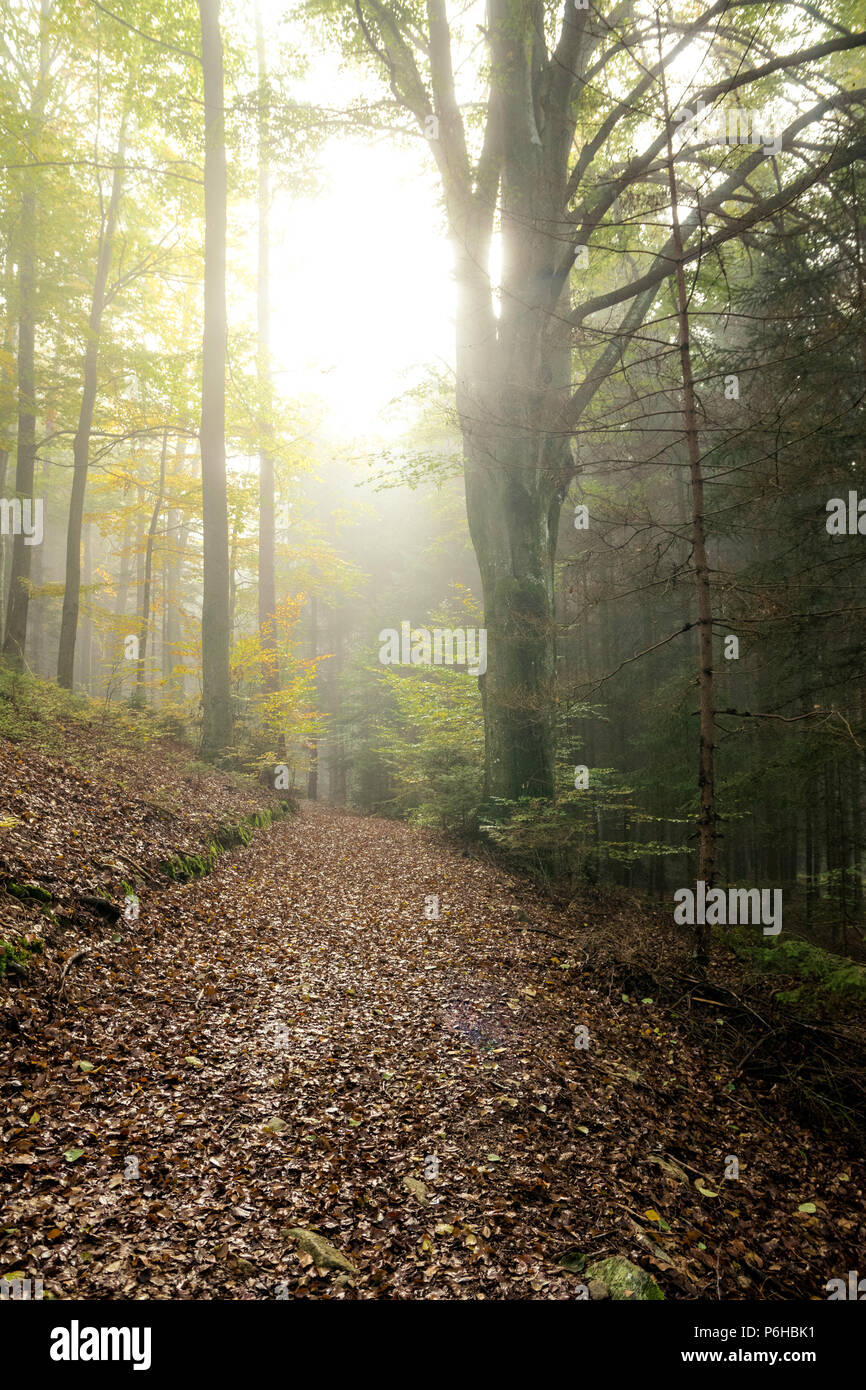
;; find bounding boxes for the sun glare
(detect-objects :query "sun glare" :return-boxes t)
[267,135,454,442]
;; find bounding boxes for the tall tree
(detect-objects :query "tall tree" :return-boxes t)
[255,0,279,701]
[198,0,232,759]
[319,0,866,799]
[134,429,167,705]
[57,115,127,689]
[660,25,715,967]
[0,250,15,648]
[3,0,53,668]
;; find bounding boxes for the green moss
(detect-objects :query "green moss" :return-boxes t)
[162,846,218,882]
[0,936,42,978]
[160,803,292,883]
[727,932,866,1015]
[5,881,53,904]
[585,1256,664,1300]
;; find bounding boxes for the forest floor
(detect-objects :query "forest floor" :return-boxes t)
[1,724,865,1300]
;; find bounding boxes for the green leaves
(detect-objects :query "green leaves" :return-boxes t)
[694,1181,719,1199]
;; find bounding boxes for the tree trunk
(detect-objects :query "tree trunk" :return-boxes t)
[445,2,595,800]
[255,1,279,699]
[805,796,815,930]
[307,593,318,800]
[660,42,715,968]
[4,0,52,668]
[0,252,15,651]
[134,430,167,705]
[198,0,232,760]
[0,447,7,651]
[327,601,346,803]
[163,438,188,697]
[168,516,190,700]
[114,491,131,672]
[228,501,240,639]
[454,173,569,798]
[28,476,44,676]
[4,182,38,668]
[161,517,170,696]
[58,120,126,689]
[468,459,560,798]
[78,522,93,693]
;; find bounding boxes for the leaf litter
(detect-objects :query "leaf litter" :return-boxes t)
[1,747,864,1299]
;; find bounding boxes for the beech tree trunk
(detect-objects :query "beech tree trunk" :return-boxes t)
[307,593,318,799]
[134,430,167,705]
[0,253,14,650]
[163,438,188,696]
[58,122,126,689]
[3,0,52,668]
[660,41,715,968]
[327,603,346,803]
[198,0,232,760]
[255,1,278,699]
[452,4,578,799]
[3,183,38,667]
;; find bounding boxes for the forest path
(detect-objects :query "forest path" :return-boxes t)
[2,802,854,1298]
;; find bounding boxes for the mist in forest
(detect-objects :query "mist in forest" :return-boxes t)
[2,0,863,958]
[2,0,866,1322]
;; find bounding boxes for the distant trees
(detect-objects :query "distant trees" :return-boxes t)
[0,0,317,766]
[550,148,866,943]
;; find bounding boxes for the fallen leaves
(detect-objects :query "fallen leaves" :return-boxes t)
[1,769,865,1301]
